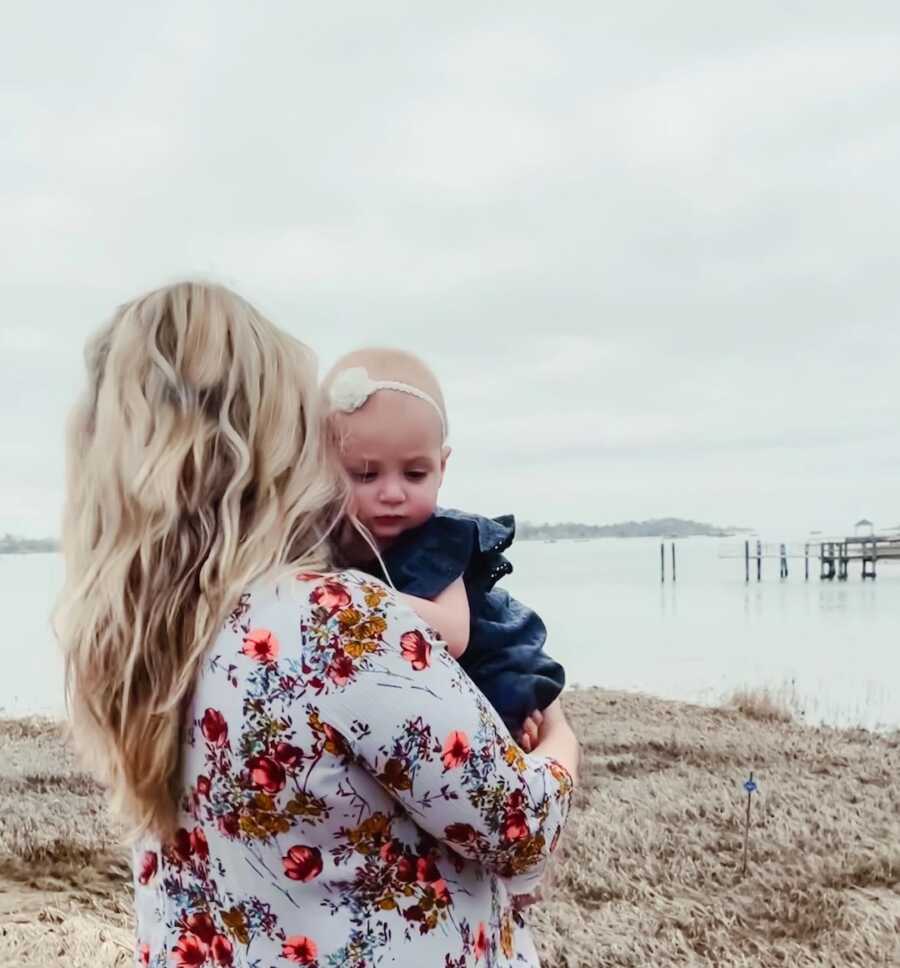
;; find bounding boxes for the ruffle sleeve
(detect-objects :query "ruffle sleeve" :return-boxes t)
[381,508,516,600]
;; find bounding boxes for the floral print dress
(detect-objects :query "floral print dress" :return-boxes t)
[133,570,573,968]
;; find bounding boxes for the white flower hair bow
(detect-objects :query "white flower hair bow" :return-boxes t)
[328,366,447,439]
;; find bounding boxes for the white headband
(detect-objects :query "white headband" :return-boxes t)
[328,366,448,440]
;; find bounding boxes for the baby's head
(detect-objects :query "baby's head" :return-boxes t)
[323,347,449,548]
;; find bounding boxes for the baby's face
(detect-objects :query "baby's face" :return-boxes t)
[337,390,448,547]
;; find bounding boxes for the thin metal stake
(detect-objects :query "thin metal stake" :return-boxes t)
[741,772,757,877]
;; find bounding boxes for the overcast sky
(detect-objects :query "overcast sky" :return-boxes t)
[2,2,899,538]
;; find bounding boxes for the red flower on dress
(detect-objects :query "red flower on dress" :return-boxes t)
[138,850,158,885]
[190,827,209,861]
[273,742,303,768]
[309,581,351,614]
[218,812,239,838]
[242,628,279,663]
[399,630,431,670]
[396,854,417,882]
[404,904,424,922]
[247,755,286,794]
[444,822,476,844]
[211,934,234,966]
[282,844,323,882]
[282,935,318,964]
[326,653,354,687]
[474,922,488,960]
[138,943,150,965]
[201,708,228,746]
[173,932,208,968]
[441,730,471,769]
[416,856,441,883]
[172,827,193,864]
[184,912,216,945]
[502,810,529,842]
[196,775,211,798]
[379,838,401,864]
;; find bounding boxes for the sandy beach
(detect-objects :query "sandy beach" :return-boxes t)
[2,688,898,967]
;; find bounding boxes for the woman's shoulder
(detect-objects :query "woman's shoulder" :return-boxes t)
[239,569,396,618]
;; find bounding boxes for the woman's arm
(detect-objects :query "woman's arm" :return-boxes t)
[398,577,470,658]
[311,572,574,886]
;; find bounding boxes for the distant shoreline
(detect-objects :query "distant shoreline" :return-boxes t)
[518,517,748,541]
[0,518,749,554]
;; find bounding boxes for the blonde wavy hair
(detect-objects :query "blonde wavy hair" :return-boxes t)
[55,281,345,840]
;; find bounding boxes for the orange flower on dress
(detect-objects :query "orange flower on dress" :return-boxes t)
[242,628,279,663]
[282,935,318,964]
[441,730,471,769]
[400,630,431,670]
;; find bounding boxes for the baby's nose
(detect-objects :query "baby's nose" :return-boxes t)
[379,480,405,503]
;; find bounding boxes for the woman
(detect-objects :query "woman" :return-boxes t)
[56,282,578,967]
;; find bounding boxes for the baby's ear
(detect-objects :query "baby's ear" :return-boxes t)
[440,445,452,471]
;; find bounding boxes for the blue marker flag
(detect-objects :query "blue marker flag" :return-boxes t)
[744,779,757,794]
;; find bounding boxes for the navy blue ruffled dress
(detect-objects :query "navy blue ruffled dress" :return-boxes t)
[375,508,565,733]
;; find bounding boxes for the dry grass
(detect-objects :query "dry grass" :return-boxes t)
[2,690,899,967]
[725,685,796,724]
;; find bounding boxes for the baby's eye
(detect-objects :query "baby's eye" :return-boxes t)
[351,470,376,483]
[405,470,428,482]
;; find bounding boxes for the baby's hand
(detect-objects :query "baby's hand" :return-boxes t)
[515,709,543,753]
[511,887,543,911]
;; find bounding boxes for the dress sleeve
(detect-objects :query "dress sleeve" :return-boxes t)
[305,571,574,886]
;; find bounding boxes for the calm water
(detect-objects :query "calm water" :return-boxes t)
[3,540,898,728]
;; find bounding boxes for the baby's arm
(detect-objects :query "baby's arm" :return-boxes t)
[398,577,470,658]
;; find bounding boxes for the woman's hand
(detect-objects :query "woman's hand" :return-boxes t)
[515,709,543,753]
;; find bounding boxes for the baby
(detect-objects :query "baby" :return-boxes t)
[324,347,565,749]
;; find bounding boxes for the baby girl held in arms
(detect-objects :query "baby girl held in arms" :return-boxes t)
[323,348,566,757]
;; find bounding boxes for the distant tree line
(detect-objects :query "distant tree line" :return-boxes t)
[0,533,59,554]
[517,517,738,541]
[0,517,741,554]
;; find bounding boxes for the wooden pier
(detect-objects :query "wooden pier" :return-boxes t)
[719,534,900,581]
